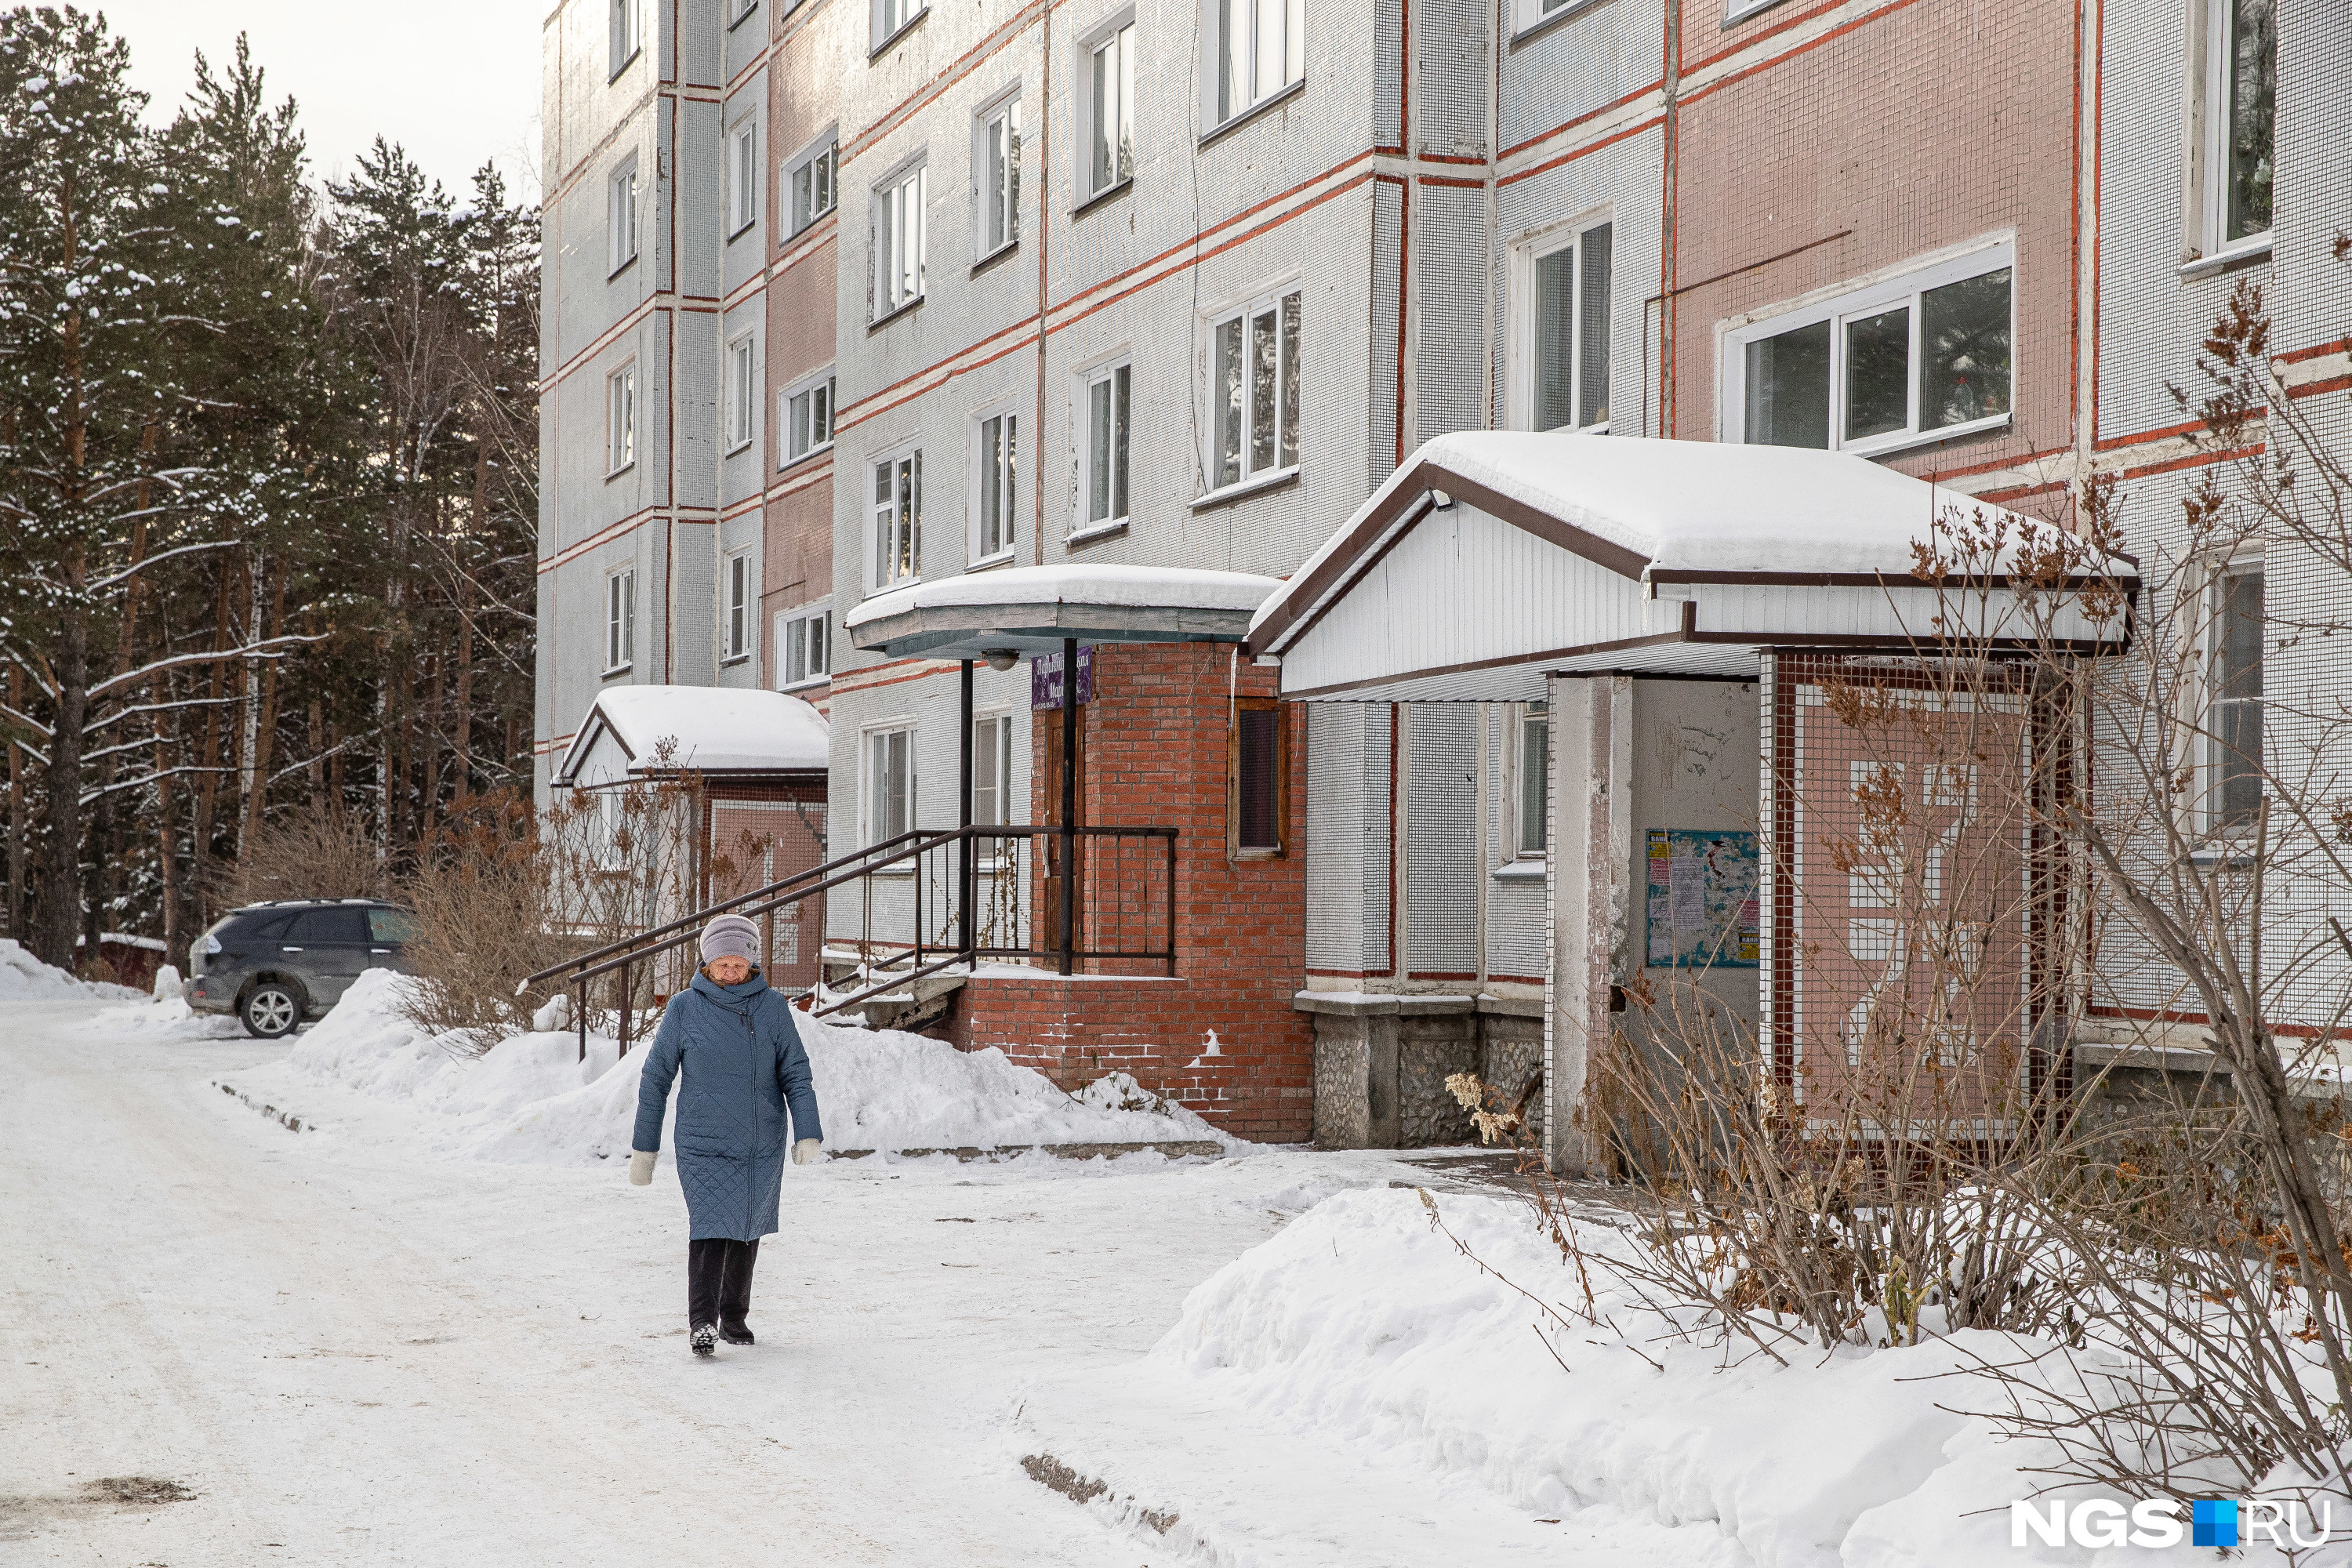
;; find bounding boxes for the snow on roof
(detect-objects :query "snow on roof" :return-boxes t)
[1251,433,2128,645]
[557,685,829,782]
[846,564,1282,631]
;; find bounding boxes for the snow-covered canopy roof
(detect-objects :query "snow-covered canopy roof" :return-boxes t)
[554,686,829,787]
[1247,434,2139,703]
[846,564,1283,660]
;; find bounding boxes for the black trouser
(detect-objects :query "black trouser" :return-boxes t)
[688,1237,760,1330]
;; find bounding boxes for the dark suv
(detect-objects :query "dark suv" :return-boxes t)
[186,901,419,1038]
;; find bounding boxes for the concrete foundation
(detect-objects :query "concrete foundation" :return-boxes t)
[1299,992,1546,1149]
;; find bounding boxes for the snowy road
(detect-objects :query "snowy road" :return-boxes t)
[2,999,1573,1567]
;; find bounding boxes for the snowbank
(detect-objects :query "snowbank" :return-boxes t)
[234,968,1227,1167]
[0,939,142,1001]
[1149,1186,2072,1567]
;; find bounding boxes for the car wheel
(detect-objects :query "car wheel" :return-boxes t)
[241,982,303,1039]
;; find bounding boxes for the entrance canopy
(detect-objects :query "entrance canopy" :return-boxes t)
[555,685,829,788]
[1244,434,2139,703]
[845,564,1281,660]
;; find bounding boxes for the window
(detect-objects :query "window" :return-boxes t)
[1231,699,1286,855]
[875,0,925,47]
[789,136,837,235]
[867,727,916,844]
[1083,361,1130,532]
[608,161,638,274]
[609,0,641,75]
[1522,220,1611,431]
[1518,0,1583,29]
[782,372,834,465]
[288,907,369,946]
[975,411,1017,560]
[729,0,759,25]
[1208,289,1301,492]
[1083,22,1135,198]
[873,448,922,587]
[971,713,1014,826]
[606,363,636,474]
[728,118,759,238]
[2209,561,2264,829]
[2204,0,2274,251]
[779,607,831,688]
[368,908,422,945]
[977,97,1021,256]
[1728,247,2012,456]
[1515,700,1549,857]
[1212,0,1303,125]
[604,568,636,672]
[725,335,757,452]
[724,550,753,663]
[875,164,927,318]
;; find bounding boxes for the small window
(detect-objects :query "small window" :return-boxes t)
[2209,562,2264,829]
[1231,699,1287,855]
[1516,700,1549,857]
[1517,0,1582,30]
[1211,0,1303,125]
[1523,220,1610,431]
[875,0,926,48]
[1208,289,1301,493]
[607,363,636,473]
[867,727,916,844]
[1083,23,1135,198]
[875,164,927,318]
[782,372,835,465]
[1083,361,1130,532]
[289,907,369,946]
[971,713,1014,826]
[873,448,922,587]
[2205,0,2274,249]
[725,335,757,452]
[729,0,760,25]
[724,551,753,663]
[728,119,760,238]
[367,908,422,945]
[977,97,1021,256]
[609,0,641,75]
[779,607,831,688]
[975,411,1017,560]
[608,161,639,274]
[789,136,838,236]
[1731,252,2012,456]
[605,567,636,672]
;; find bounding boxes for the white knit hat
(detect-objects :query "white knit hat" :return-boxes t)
[699,913,760,968]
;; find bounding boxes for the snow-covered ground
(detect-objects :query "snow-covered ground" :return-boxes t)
[5,981,2265,1566]
[0,939,142,1003]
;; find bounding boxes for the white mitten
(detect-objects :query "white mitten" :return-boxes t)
[792,1138,822,1166]
[629,1149,655,1185]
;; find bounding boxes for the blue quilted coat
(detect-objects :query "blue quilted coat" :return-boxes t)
[632,971,823,1242]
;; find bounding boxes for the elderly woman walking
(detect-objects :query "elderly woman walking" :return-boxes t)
[629,913,823,1357]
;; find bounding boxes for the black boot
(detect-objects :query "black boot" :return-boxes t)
[718,1238,759,1345]
[691,1323,717,1358]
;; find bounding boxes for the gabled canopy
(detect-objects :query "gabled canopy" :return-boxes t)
[555,685,829,788]
[846,564,1282,660]
[1246,434,2138,703]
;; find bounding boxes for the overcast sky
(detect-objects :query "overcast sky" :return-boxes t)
[100,2,543,203]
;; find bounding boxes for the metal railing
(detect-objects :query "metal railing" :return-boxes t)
[521,822,1177,1062]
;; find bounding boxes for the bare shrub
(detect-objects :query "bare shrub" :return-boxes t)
[214,804,383,909]
[391,792,551,1054]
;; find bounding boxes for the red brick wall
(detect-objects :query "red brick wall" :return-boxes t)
[946,642,1315,1142]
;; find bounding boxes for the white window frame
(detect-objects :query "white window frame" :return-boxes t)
[607,158,639,275]
[975,92,1022,260]
[609,0,641,77]
[1078,14,1136,201]
[727,117,760,240]
[724,333,757,455]
[1508,700,1549,862]
[1514,0,1599,32]
[729,0,760,27]
[864,723,917,848]
[1202,284,1302,499]
[722,550,754,665]
[785,129,839,238]
[2198,0,2275,260]
[1509,215,1612,434]
[606,361,637,476]
[870,441,924,591]
[1719,238,2015,459]
[1076,356,1131,539]
[604,566,637,674]
[1206,0,1304,129]
[874,0,927,51]
[780,368,835,467]
[971,710,1015,833]
[776,604,832,691]
[873,162,927,320]
[2199,550,2266,834]
[970,403,1018,565]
